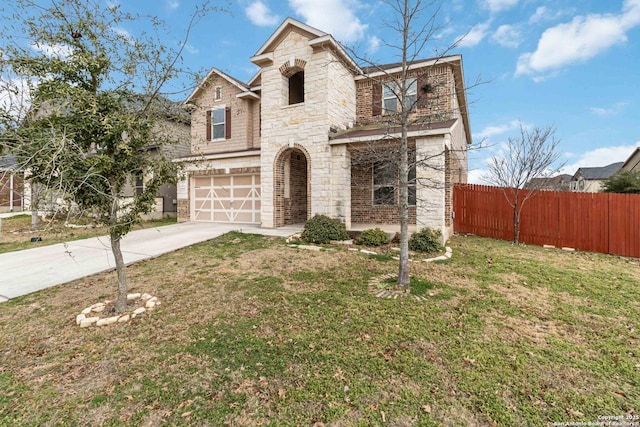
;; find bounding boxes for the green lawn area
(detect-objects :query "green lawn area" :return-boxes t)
[0,233,638,425]
[0,214,177,254]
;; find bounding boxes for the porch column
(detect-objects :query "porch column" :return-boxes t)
[330,145,351,228]
[415,136,447,242]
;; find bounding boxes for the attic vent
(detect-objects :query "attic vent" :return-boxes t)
[279,58,307,78]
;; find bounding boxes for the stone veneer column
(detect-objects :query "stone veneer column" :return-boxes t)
[330,145,351,228]
[415,135,448,242]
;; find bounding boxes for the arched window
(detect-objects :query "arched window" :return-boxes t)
[289,70,304,105]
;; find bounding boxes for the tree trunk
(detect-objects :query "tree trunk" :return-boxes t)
[110,198,128,312]
[111,232,128,312]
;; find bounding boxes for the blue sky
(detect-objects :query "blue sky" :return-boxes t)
[21,0,640,181]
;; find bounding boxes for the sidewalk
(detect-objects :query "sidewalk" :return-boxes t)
[0,222,301,302]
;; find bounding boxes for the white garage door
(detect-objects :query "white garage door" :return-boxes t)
[193,175,261,224]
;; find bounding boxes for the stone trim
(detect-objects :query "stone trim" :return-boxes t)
[273,144,312,227]
[279,58,307,77]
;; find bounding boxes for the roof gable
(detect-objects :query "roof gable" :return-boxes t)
[252,17,326,58]
[184,67,249,105]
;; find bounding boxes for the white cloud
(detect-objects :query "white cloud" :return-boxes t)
[491,24,522,48]
[0,77,36,122]
[166,0,179,10]
[473,119,521,140]
[367,35,380,54]
[288,0,368,43]
[467,168,486,184]
[245,1,280,27]
[457,21,491,48]
[588,102,628,116]
[528,6,549,24]
[30,42,73,59]
[481,0,518,13]
[560,144,637,174]
[516,0,640,77]
[183,43,199,54]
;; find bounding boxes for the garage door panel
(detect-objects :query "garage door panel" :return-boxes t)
[194,177,211,187]
[193,174,260,224]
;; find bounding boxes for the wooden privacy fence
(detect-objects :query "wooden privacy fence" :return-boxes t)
[453,184,640,258]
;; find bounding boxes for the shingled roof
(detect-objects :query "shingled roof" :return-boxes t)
[574,162,624,180]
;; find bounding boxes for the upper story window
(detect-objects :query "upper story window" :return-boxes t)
[289,71,304,105]
[214,86,222,101]
[279,58,307,106]
[206,107,231,141]
[383,78,417,114]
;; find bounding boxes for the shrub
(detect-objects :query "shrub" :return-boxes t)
[300,214,349,244]
[356,228,389,246]
[409,227,442,253]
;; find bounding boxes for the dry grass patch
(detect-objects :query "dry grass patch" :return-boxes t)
[1,232,639,426]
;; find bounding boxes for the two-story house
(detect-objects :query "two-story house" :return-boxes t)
[178,18,471,241]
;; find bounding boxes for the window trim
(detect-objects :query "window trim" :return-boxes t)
[211,107,226,140]
[382,78,417,114]
[206,106,231,141]
[372,161,396,205]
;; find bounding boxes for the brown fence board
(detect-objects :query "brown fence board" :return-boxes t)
[453,184,640,259]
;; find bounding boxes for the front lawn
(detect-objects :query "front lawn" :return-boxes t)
[0,214,177,254]
[0,233,638,425]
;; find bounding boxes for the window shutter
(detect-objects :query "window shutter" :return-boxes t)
[206,110,212,141]
[372,83,382,116]
[225,107,231,139]
[417,74,430,109]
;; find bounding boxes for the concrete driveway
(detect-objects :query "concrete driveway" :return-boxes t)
[0,222,300,302]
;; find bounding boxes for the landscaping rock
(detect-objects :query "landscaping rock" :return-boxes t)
[360,249,377,255]
[76,314,86,325]
[118,314,130,323]
[145,300,156,309]
[127,293,141,300]
[141,293,152,301]
[296,245,322,251]
[330,239,353,245]
[96,316,119,326]
[81,307,92,314]
[79,317,100,328]
[133,307,146,315]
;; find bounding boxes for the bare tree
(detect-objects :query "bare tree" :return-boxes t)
[484,123,564,244]
[343,0,474,287]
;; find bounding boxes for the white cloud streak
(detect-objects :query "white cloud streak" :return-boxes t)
[560,144,638,174]
[517,0,640,78]
[481,0,518,13]
[245,1,280,27]
[288,0,368,43]
[491,24,522,48]
[457,21,491,47]
[588,102,628,116]
[30,42,73,59]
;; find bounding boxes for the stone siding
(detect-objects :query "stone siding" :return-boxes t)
[259,28,356,228]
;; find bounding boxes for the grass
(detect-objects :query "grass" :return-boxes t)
[0,214,177,254]
[0,232,639,425]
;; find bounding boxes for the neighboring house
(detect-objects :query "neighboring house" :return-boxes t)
[0,154,24,212]
[569,162,624,192]
[620,146,640,173]
[178,18,471,241]
[120,100,191,219]
[22,97,190,219]
[524,174,572,191]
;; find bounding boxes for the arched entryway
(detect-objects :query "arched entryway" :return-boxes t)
[274,146,310,227]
